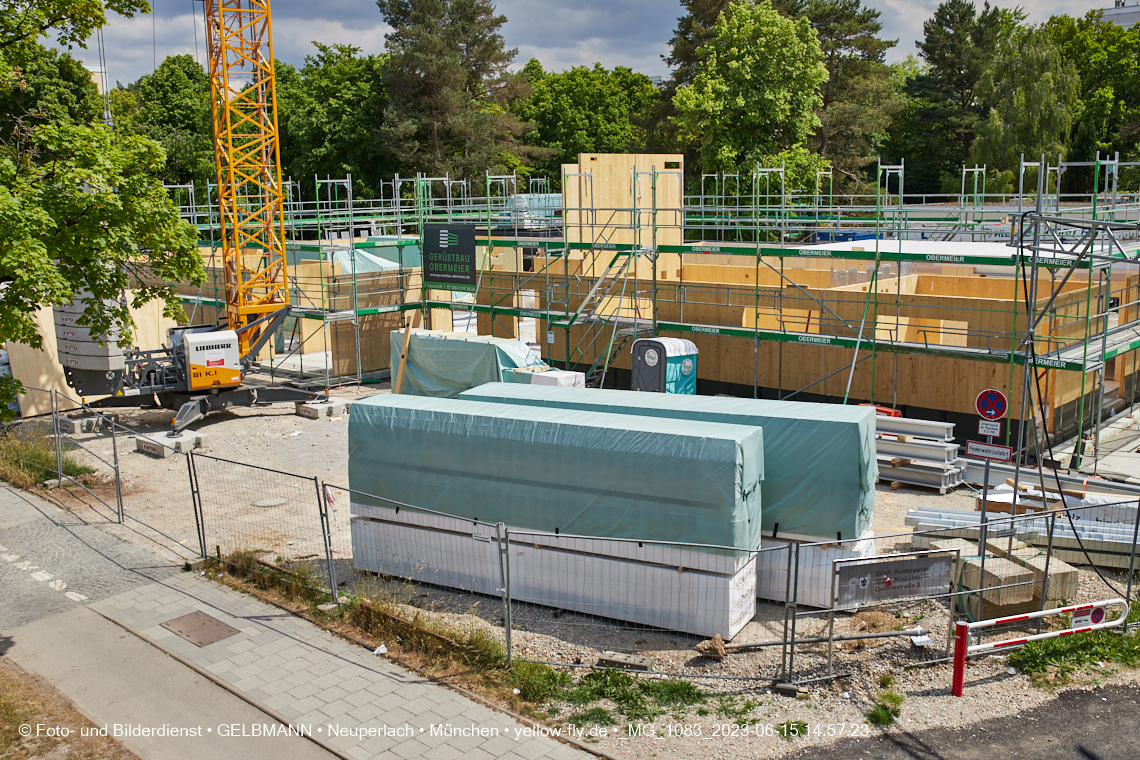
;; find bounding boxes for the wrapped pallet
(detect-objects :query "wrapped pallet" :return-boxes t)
[348,394,764,637]
[459,383,876,541]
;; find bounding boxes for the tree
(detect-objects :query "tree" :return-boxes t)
[375,0,537,178]
[886,0,1024,193]
[970,26,1079,171]
[0,40,100,137]
[111,54,214,188]
[1,1,203,417]
[1045,11,1140,190]
[672,0,828,174]
[806,0,898,182]
[275,43,392,198]
[513,60,655,181]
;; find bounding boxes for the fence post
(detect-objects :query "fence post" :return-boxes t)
[952,620,968,697]
[1126,499,1140,632]
[787,541,801,683]
[495,522,513,668]
[1037,510,1058,634]
[52,390,62,482]
[111,420,124,524]
[186,452,208,559]
[317,479,339,604]
[780,543,793,679]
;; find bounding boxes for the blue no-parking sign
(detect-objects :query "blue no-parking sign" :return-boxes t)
[975,388,1008,420]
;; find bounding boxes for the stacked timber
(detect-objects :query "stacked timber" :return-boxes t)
[875,415,967,493]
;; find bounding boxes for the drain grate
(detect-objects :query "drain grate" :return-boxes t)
[160,611,241,647]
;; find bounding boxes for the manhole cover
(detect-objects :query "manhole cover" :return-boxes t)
[252,497,287,508]
[160,611,241,647]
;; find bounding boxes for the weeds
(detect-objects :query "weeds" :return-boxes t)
[716,695,759,725]
[568,707,615,727]
[559,670,704,721]
[879,673,894,688]
[0,425,94,489]
[777,720,809,740]
[866,689,904,727]
[1008,602,1140,687]
[509,662,571,704]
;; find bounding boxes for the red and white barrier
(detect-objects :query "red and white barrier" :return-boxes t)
[952,599,1128,697]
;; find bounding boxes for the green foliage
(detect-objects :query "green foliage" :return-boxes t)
[886,0,1024,193]
[376,0,538,179]
[567,707,615,727]
[509,662,571,704]
[778,719,809,740]
[111,55,213,189]
[805,0,900,180]
[865,703,894,727]
[0,120,205,351]
[0,41,100,137]
[865,687,904,726]
[0,423,94,488]
[1008,604,1140,685]
[715,695,759,725]
[514,60,655,182]
[970,26,1080,170]
[673,1,828,174]
[276,44,393,198]
[0,1,150,52]
[879,673,893,687]
[639,678,706,707]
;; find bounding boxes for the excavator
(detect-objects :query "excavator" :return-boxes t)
[56,1,325,432]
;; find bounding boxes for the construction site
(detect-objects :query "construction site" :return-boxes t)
[6,2,1140,759]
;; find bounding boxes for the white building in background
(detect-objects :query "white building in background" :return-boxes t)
[82,63,107,95]
[1105,1,1140,27]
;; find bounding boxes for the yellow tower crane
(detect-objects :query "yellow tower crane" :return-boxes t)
[203,0,289,357]
[65,1,325,432]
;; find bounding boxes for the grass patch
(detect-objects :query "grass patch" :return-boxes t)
[568,707,616,727]
[0,425,94,489]
[560,670,704,720]
[1008,602,1140,687]
[865,689,904,727]
[865,704,895,727]
[879,673,894,688]
[778,720,809,740]
[715,695,759,725]
[510,662,571,704]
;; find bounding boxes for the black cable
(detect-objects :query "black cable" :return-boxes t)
[1016,212,1125,597]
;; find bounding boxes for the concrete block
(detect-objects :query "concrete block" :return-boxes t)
[1007,553,1080,601]
[597,651,654,671]
[961,556,1035,605]
[928,538,979,557]
[58,416,101,435]
[135,432,205,457]
[295,400,347,420]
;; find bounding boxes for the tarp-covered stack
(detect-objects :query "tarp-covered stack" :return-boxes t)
[458,384,879,607]
[348,394,764,637]
[390,331,547,398]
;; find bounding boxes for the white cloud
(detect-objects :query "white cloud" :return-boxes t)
[83,1,1118,83]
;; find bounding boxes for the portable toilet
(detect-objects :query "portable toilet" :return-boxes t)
[631,338,698,394]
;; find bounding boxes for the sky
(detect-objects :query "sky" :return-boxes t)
[82,0,1115,87]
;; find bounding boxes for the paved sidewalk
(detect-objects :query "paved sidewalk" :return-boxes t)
[90,573,587,760]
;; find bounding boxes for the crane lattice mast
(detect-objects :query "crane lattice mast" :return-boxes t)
[203,0,289,356]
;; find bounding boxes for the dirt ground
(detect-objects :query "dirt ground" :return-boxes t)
[0,657,139,760]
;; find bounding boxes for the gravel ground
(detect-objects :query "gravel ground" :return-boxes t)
[40,388,1140,759]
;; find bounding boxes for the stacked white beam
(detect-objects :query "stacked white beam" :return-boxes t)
[876,415,966,492]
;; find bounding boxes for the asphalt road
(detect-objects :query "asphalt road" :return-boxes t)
[789,684,1140,760]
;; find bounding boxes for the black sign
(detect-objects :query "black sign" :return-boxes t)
[423,223,477,292]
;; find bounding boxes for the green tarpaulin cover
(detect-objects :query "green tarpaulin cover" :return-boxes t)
[348,394,764,549]
[458,384,875,540]
[390,332,547,398]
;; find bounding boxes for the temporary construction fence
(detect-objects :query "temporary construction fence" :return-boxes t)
[7,391,1140,689]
